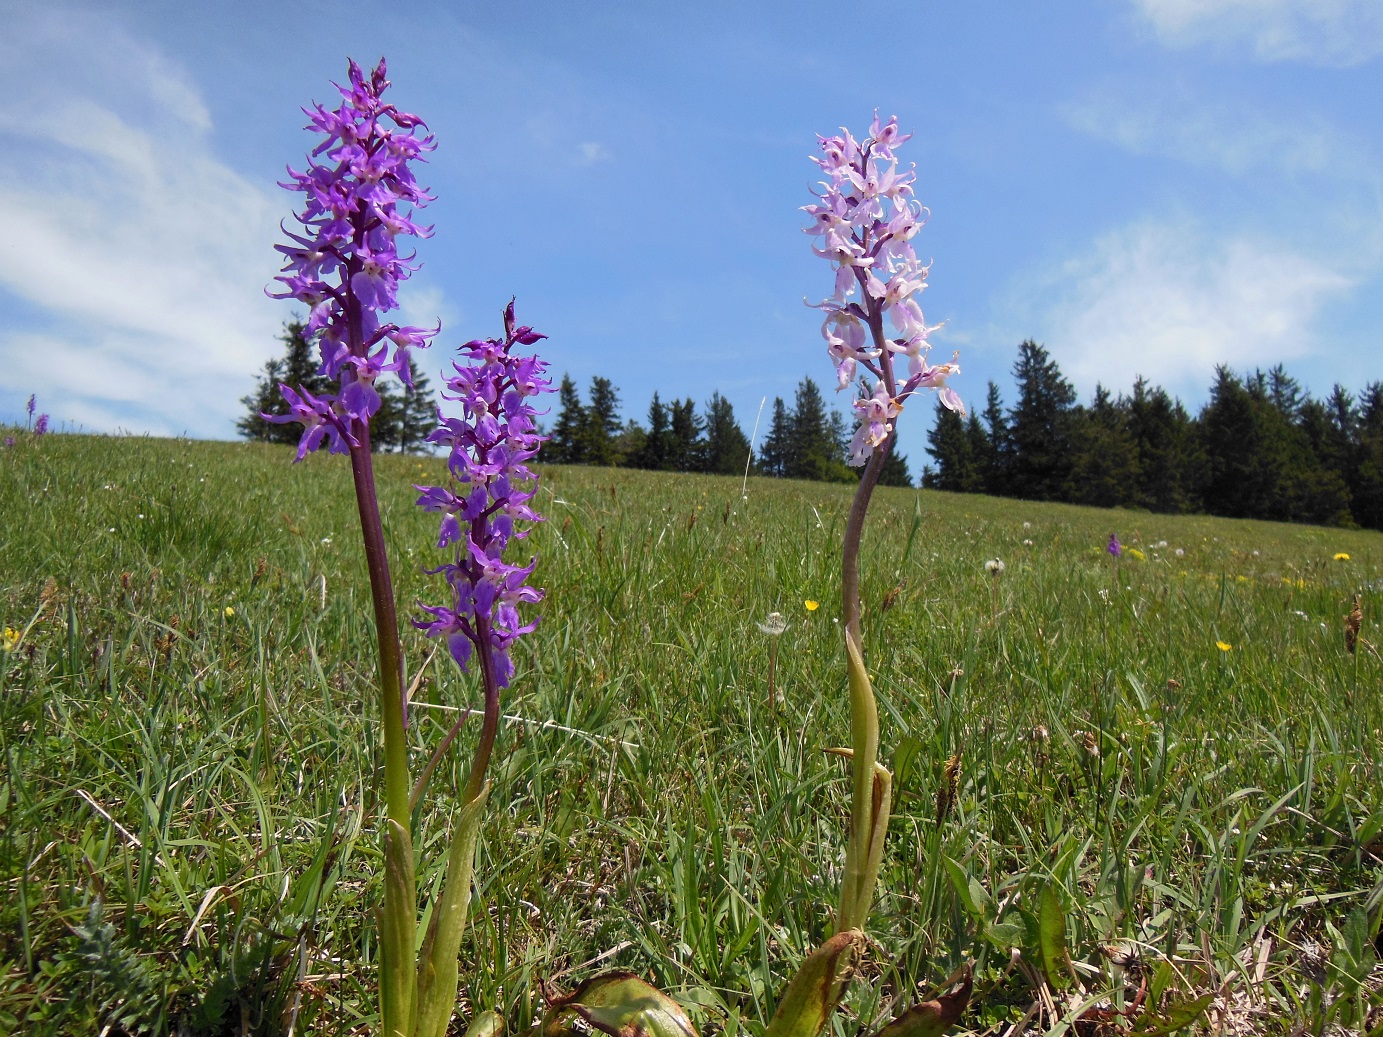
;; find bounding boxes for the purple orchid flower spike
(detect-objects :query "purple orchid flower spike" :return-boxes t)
[1108,533,1122,558]
[415,299,552,698]
[266,56,438,455]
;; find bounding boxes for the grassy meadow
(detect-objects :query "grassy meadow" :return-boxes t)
[1,432,1380,1035]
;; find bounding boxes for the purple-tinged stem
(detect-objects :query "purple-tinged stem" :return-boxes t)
[348,424,412,835]
[462,616,502,805]
[841,303,893,643]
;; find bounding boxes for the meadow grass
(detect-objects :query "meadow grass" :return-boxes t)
[1,432,1380,1035]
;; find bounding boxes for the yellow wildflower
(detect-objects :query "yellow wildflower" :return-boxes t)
[1333,553,1350,561]
[1126,547,1145,561]
[224,606,236,618]
[2,627,19,652]
[1216,640,1233,652]
[804,599,820,612]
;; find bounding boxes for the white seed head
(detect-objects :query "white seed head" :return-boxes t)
[756,611,788,636]
[985,558,1005,574]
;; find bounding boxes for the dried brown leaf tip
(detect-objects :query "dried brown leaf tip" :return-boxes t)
[39,576,59,615]
[1344,595,1361,654]
[935,751,962,827]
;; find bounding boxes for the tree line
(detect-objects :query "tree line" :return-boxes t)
[239,321,438,453]
[925,339,1383,530]
[542,374,913,486]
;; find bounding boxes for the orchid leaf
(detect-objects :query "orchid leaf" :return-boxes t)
[871,967,972,1037]
[1038,881,1072,992]
[764,929,863,1037]
[463,1009,505,1037]
[380,819,417,1037]
[415,785,490,1037]
[540,971,699,1037]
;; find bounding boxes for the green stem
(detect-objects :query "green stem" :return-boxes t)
[835,300,894,933]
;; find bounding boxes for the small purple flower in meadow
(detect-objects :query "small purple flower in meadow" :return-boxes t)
[1107,533,1122,558]
[414,300,552,689]
[26,395,35,418]
[266,57,438,458]
[4,436,14,448]
[34,414,49,436]
[805,111,962,467]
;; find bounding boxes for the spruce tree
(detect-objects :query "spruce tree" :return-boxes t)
[758,397,791,477]
[1007,340,1077,501]
[579,377,623,467]
[395,356,438,454]
[1126,377,1195,513]
[963,414,990,493]
[614,419,647,468]
[980,381,1011,495]
[876,439,913,487]
[702,392,751,475]
[546,375,585,464]
[637,392,673,470]
[238,320,330,445]
[790,377,852,482]
[669,398,704,472]
[1200,366,1263,518]
[237,356,287,442]
[1069,385,1140,508]
[373,378,404,452]
[1355,382,1383,530]
[924,398,976,491]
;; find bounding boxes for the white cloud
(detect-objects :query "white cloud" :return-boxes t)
[1017,219,1355,400]
[1062,91,1365,180]
[0,9,285,437]
[1131,0,1383,65]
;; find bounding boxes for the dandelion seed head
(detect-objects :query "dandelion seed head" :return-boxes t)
[757,612,788,636]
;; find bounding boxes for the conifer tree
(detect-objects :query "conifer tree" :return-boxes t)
[637,392,674,470]
[876,439,913,487]
[238,320,331,444]
[702,392,751,476]
[1007,340,1077,501]
[373,378,405,452]
[980,381,1011,495]
[614,419,647,468]
[668,398,704,472]
[758,396,791,477]
[1126,377,1195,513]
[579,377,623,467]
[546,375,585,463]
[395,356,438,455]
[790,377,852,482]
[1069,385,1140,508]
[924,397,978,491]
[1355,382,1383,530]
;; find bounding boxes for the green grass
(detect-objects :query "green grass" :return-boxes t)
[1,433,1380,1035]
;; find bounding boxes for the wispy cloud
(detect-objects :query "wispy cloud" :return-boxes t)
[576,141,611,165]
[1062,89,1369,180]
[1010,219,1355,400]
[1131,0,1383,65]
[0,8,283,437]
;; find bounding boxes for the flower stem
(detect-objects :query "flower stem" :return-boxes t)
[842,442,888,642]
[463,617,502,805]
[349,428,411,832]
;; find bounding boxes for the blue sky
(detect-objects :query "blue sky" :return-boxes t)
[2,0,1380,472]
